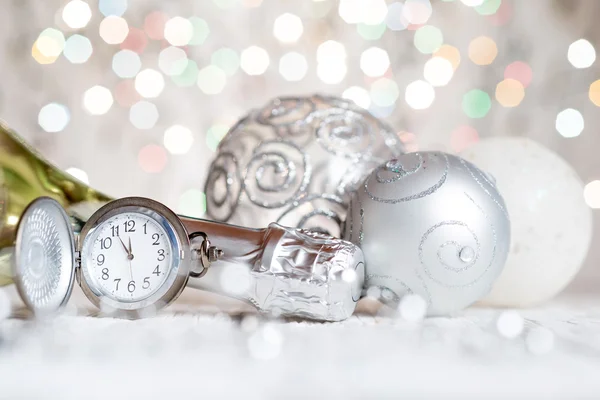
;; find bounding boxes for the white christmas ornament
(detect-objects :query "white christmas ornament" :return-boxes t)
[461,137,592,307]
[344,152,510,316]
[204,95,404,237]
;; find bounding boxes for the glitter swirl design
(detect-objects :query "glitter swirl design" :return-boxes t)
[243,140,311,209]
[205,151,243,221]
[365,152,449,204]
[315,109,376,160]
[277,194,346,236]
[17,207,63,309]
[205,95,404,231]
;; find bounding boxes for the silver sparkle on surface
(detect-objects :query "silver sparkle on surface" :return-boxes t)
[14,198,75,315]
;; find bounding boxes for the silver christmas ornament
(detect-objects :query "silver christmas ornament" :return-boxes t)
[204,94,404,237]
[343,152,511,316]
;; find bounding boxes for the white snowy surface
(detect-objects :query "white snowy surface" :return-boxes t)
[1,290,600,399]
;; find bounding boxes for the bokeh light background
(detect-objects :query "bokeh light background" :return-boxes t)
[2,0,600,286]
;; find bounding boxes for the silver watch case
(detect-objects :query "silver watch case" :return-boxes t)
[14,196,192,318]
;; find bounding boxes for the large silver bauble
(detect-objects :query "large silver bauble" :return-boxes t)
[343,152,511,316]
[204,95,404,237]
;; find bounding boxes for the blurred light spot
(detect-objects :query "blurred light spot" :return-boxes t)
[178,189,206,218]
[341,269,357,284]
[424,57,453,86]
[584,181,600,209]
[164,16,193,46]
[206,124,229,151]
[342,86,371,109]
[357,22,386,41]
[120,27,147,53]
[38,103,70,133]
[462,89,491,118]
[188,17,210,45]
[450,125,479,153]
[66,167,89,184]
[240,46,270,75]
[413,25,443,54]
[211,48,240,76]
[144,11,167,40]
[220,264,251,296]
[83,85,113,115]
[273,13,303,43]
[112,50,142,78]
[130,101,159,129]
[398,131,418,152]
[460,0,484,6]
[99,0,127,16]
[496,310,524,339]
[338,0,362,23]
[405,80,435,109]
[159,46,188,76]
[363,0,388,24]
[247,324,283,360]
[197,65,227,94]
[32,44,59,65]
[568,39,596,69]
[468,36,497,65]
[164,125,194,155]
[138,144,167,173]
[35,28,65,58]
[114,80,140,107]
[403,0,432,25]
[495,79,525,107]
[589,80,600,107]
[99,16,129,44]
[6,216,19,226]
[488,0,511,25]
[63,34,92,64]
[360,47,390,77]
[171,60,199,87]
[112,49,141,78]
[385,2,409,31]
[526,327,555,355]
[555,108,584,138]
[279,52,308,81]
[62,0,92,29]
[398,294,427,322]
[135,69,165,98]
[317,40,346,62]
[475,0,501,15]
[317,61,347,84]
[371,78,400,107]
[434,44,461,70]
[504,61,532,88]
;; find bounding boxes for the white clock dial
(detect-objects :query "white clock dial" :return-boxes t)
[84,212,172,302]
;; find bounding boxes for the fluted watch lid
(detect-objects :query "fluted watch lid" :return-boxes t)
[14,197,76,315]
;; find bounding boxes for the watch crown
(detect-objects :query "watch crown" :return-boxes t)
[208,246,224,262]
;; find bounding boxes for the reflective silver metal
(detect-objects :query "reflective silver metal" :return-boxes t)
[204,94,405,237]
[344,152,511,316]
[14,197,76,315]
[182,218,365,322]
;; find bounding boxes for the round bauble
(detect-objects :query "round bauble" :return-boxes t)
[344,152,511,316]
[204,95,404,237]
[460,137,592,307]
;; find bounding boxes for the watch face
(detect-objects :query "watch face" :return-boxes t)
[84,212,172,302]
[79,198,189,314]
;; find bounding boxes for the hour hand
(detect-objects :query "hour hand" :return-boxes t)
[118,236,130,256]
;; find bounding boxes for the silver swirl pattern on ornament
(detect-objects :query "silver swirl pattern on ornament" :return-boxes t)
[204,151,243,222]
[459,158,509,219]
[243,140,311,209]
[314,108,377,160]
[17,207,62,309]
[417,194,497,289]
[277,193,346,236]
[365,153,449,204]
